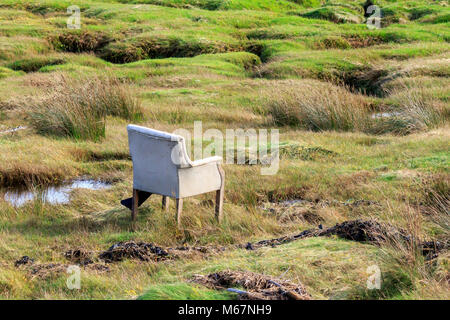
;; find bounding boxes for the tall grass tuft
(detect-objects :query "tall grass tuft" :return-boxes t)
[97,76,144,121]
[266,80,448,135]
[26,74,143,141]
[266,80,371,132]
[367,205,450,299]
[420,174,449,236]
[369,85,448,135]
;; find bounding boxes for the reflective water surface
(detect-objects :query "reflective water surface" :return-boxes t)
[4,179,111,207]
[0,126,27,134]
[371,112,401,119]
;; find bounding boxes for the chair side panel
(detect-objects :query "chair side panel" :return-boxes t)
[178,163,222,198]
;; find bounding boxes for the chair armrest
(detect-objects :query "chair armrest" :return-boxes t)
[189,156,222,167]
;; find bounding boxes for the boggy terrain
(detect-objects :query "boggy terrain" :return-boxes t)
[0,0,449,299]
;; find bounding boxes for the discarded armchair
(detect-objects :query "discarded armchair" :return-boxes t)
[121,125,225,227]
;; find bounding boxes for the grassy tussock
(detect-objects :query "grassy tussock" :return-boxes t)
[296,6,362,24]
[0,162,71,188]
[421,173,450,223]
[266,80,449,135]
[367,206,449,300]
[313,33,404,51]
[266,80,371,132]
[371,85,449,135]
[26,74,143,141]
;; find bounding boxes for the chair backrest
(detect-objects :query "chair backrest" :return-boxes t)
[127,125,187,197]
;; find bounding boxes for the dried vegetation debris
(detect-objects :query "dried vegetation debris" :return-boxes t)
[243,219,449,260]
[242,228,320,250]
[13,240,227,280]
[14,255,34,267]
[319,219,409,244]
[14,249,110,279]
[420,240,450,261]
[99,242,169,263]
[261,199,323,224]
[28,263,68,279]
[192,270,310,300]
[97,241,226,263]
[64,248,94,266]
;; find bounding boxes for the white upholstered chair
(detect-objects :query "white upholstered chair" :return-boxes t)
[121,125,225,226]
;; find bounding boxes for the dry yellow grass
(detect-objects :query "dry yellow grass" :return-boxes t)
[265,80,372,131]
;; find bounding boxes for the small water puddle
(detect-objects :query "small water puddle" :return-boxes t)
[0,126,27,135]
[278,199,310,206]
[4,179,111,207]
[371,112,401,119]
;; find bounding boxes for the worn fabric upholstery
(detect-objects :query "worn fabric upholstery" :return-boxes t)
[127,125,223,198]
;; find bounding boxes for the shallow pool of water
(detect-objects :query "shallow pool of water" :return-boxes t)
[3,179,111,207]
[371,112,401,119]
[0,126,27,135]
[279,199,310,206]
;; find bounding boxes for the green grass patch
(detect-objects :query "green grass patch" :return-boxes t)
[139,282,237,300]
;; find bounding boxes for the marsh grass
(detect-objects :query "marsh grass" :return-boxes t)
[370,85,449,135]
[0,161,71,189]
[100,77,144,121]
[266,81,372,132]
[26,74,143,141]
[0,0,448,300]
[366,205,450,300]
[296,6,362,24]
[27,77,106,141]
[138,282,236,300]
[419,174,450,235]
[267,80,449,135]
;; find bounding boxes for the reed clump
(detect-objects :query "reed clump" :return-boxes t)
[26,74,143,141]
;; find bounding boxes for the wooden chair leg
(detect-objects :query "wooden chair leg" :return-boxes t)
[162,196,169,212]
[131,189,139,221]
[215,188,224,222]
[176,198,183,227]
[215,164,225,222]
